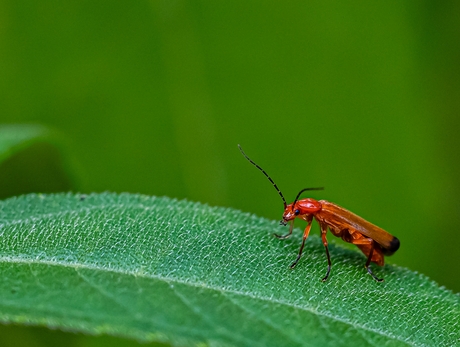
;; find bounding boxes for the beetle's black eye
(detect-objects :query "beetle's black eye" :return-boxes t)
[294,209,300,215]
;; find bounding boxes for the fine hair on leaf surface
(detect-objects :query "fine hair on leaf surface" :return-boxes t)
[0,193,458,347]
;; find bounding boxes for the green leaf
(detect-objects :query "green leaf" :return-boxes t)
[0,124,77,198]
[0,193,458,347]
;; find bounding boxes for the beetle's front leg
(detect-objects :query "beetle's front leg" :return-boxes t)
[274,220,294,239]
[289,216,313,269]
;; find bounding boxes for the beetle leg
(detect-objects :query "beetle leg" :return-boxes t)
[289,216,313,269]
[274,220,294,239]
[365,241,384,282]
[320,223,332,281]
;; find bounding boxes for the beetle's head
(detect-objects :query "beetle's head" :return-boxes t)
[280,202,300,225]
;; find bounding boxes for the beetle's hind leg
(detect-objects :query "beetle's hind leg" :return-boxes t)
[365,241,384,282]
[347,231,385,282]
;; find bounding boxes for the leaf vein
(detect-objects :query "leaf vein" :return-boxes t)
[0,256,424,345]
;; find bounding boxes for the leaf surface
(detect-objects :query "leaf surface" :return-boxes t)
[0,193,458,347]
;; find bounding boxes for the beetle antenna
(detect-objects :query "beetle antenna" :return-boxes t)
[238,144,287,208]
[292,187,324,209]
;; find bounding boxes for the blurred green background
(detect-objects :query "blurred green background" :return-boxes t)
[0,0,459,344]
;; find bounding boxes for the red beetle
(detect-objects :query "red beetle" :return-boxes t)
[239,145,400,282]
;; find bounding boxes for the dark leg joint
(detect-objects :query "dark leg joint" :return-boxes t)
[364,241,384,282]
[366,265,384,282]
[274,232,291,240]
[289,254,302,269]
[321,243,332,282]
[321,265,331,282]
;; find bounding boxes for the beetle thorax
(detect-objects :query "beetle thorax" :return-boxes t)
[282,198,322,221]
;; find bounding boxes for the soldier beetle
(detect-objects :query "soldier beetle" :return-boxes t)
[238,145,400,282]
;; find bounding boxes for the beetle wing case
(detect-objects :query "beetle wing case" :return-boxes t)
[317,200,399,255]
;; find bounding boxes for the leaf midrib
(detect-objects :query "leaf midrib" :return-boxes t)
[0,256,411,346]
